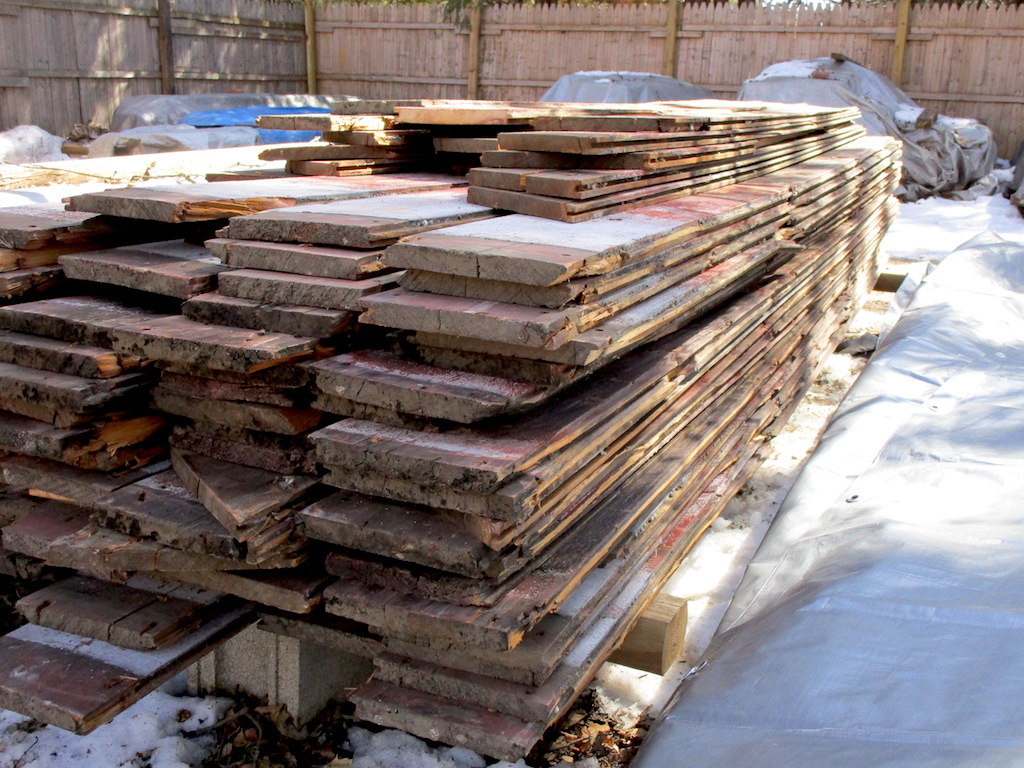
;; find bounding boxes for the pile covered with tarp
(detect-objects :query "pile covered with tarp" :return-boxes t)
[541,71,714,103]
[739,56,997,201]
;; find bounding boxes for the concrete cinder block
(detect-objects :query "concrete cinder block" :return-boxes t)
[187,623,374,724]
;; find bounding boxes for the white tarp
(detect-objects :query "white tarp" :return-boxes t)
[541,71,714,103]
[635,233,1024,767]
[740,58,998,202]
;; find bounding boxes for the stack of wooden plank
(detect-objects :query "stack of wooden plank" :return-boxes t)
[0,203,210,305]
[0,101,903,759]
[256,115,436,177]
[465,106,863,221]
[291,135,901,758]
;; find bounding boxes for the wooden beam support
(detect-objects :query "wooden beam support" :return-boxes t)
[157,0,176,95]
[891,0,912,87]
[662,0,681,78]
[304,0,319,94]
[609,593,688,675]
[467,3,483,100]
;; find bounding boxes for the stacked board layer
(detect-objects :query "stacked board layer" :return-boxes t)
[0,100,901,762]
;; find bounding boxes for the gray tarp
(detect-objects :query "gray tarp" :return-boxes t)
[634,233,1024,767]
[739,58,997,202]
[541,72,713,103]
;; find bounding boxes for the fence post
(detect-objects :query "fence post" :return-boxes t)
[157,0,175,95]
[467,3,483,100]
[662,0,680,78]
[891,0,912,87]
[305,0,319,94]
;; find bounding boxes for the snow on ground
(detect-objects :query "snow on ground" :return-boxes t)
[0,689,228,768]
[883,193,1024,263]
[1,194,1023,768]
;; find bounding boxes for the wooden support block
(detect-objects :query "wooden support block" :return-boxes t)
[607,593,688,674]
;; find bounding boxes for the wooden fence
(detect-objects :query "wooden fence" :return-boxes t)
[315,0,1024,155]
[2,0,1022,155]
[0,0,307,135]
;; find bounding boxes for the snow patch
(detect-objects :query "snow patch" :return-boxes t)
[0,126,68,164]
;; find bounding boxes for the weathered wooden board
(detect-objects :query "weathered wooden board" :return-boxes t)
[259,143,419,161]
[153,388,325,436]
[0,329,144,378]
[383,181,791,286]
[0,265,63,300]
[169,423,315,476]
[91,470,245,560]
[170,448,320,539]
[158,371,304,408]
[0,455,170,507]
[284,159,423,176]
[217,269,397,312]
[16,575,226,650]
[0,410,165,471]
[59,240,230,299]
[162,565,334,614]
[0,295,173,348]
[256,114,397,132]
[183,293,356,339]
[109,315,322,374]
[223,188,499,250]
[206,238,388,280]
[311,349,550,423]
[66,174,466,223]
[2,498,251,577]
[433,136,499,154]
[0,204,109,250]
[0,611,253,733]
[322,129,432,148]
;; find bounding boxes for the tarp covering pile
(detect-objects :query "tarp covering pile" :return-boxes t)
[740,57,997,201]
[541,71,714,103]
[634,232,1024,767]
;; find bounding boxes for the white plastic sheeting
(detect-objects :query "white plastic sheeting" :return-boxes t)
[86,125,263,157]
[740,57,997,201]
[634,233,1024,767]
[0,125,68,163]
[541,71,713,103]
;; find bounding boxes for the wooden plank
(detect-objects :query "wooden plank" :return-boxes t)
[256,114,397,132]
[182,293,356,339]
[206,238,388,280]
[224,188,499,249]
[0,455,170,507]
[16,575,226,651]
[0,295,173,348]
[162,565,333,614]
[0,329,143,378]
[108,315,321,374]
[259,143,421,161]
[0,410,165,471]
[0,265,63,300]
[1,499,255,578]
[66,173,466,223]
[322,129,432,148]
[0,610,252,733]
[153,388,325,436]
[285,159,423,176]
[169,423,315,476]
[59,240,231,299]
[91,470,246,561]
[217,269,397,312]
[170,448,320,539]
[0,204,106,250]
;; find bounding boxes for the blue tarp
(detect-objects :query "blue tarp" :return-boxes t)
[181,106,328,144]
